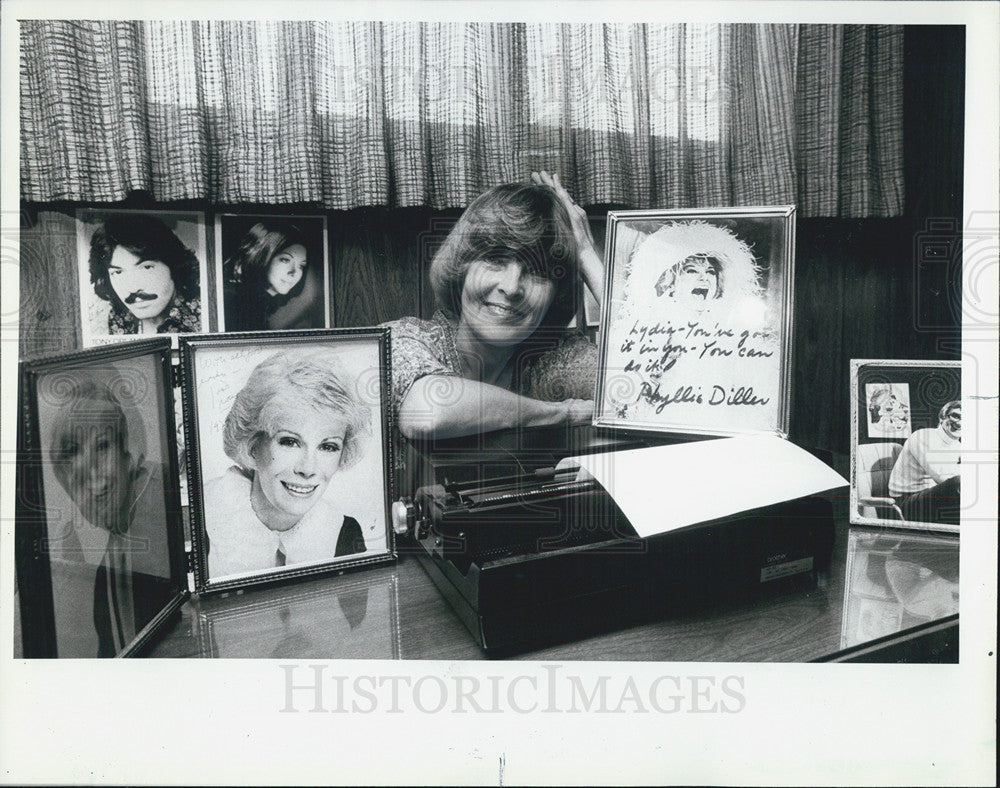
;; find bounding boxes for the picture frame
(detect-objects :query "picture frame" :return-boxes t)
[15,338,189,657]
[75,208,209,347]
[181,328,396,594]
[194,573,401,659]
[214,213,331,332]
[594,206,796,437]
[850,359,962,532]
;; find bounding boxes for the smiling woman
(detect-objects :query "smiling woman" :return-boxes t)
[222,220,315,332]
[385,172,605,442]
[202,348,371,579]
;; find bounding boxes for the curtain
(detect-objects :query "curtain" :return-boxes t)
[19,20,903,216]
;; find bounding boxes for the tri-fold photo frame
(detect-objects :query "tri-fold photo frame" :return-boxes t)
[594,206,796,437]
[15,328,397,657]
[850,359,962,532]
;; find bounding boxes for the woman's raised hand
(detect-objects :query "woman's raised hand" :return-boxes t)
[532,170,605,307]
[531,170,597,255]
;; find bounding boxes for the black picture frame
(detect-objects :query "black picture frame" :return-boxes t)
[180,328,396,594]
[15,338,189,658]
[595,206,796,437]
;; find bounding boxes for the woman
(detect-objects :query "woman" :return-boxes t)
[203,349,370,579]
[388,171,604,441]
[625,220,767,325]
[46,372,172,656]
[222,220,317,331]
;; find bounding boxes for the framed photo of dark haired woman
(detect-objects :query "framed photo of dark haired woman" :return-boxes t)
[181,329,395,594]
[15,338,189,657]
[215,214,331,333]
[75,209,209,347]
[594,206,796,438]
[850,359,962,533]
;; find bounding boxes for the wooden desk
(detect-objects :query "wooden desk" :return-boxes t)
[147,520,959,662]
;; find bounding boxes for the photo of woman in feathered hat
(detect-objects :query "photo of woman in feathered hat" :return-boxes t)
[597,208,794,437]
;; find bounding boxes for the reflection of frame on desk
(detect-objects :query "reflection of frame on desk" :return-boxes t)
[195,573,400,659]
[839,527,958,658]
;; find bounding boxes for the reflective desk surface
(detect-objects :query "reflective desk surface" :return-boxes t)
[147,518,959,662]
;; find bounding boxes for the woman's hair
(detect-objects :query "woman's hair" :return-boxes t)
[89,214,201,309]
[630,220,765,304]
[222,349,371,472]
[47,372,141,492]
[429,183,579,338]
[224,221,309,308]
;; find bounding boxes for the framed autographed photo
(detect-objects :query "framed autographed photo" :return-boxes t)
[595,206,795,437]
[15,339,189,657]
[850,359,961,532]
[181,329,395,594]
[75,208,209,347]
[215,214,331,333]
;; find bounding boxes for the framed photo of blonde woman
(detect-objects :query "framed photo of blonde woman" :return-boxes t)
[180,329,395,593]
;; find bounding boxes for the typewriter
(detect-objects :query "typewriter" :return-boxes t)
[394,424,837,652]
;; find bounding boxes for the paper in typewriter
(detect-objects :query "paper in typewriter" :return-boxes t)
[560,435,847,538]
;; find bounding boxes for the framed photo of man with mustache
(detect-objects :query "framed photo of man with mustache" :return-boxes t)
[75,208,209,347]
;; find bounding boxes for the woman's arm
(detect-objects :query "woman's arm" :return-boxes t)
[398,374,593,440]
[532,170,604,305]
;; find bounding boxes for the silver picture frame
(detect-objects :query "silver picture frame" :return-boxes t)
[595,206,796,437]
[850,359,962,533]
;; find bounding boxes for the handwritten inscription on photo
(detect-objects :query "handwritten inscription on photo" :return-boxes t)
[595,208,795,437]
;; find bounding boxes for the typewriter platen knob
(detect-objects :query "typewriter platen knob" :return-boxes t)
[392,499,415,535]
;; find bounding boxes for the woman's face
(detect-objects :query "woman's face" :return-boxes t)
[459,258,556,347]
[250,405,347,526]
[266,243,307,296]
[53,417,131,533]
[669,256,719,306]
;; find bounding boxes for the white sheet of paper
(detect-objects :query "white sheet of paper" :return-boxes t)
[561,435,848,538]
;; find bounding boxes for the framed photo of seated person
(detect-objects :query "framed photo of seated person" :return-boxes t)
[214,214,331,333]
[850,359,962,532]
[594,206,796,437]
[180,328,396,594]
[15,338,189,658]
[75,209,209,347]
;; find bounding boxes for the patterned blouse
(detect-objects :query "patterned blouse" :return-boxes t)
[383,310,598,421]
[108,295,201,335]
